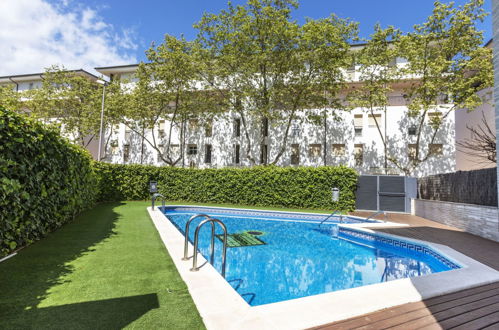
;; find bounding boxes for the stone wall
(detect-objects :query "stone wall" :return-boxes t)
[413,199,499,242]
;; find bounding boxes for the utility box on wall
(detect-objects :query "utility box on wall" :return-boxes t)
[355,175,417,213]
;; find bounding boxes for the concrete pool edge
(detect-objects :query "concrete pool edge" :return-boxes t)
[148,206,499,330]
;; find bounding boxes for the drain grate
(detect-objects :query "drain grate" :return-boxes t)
[216,232,266,248]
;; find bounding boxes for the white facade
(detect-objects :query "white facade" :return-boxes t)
[98,68,456,177]
[0,66,458,177]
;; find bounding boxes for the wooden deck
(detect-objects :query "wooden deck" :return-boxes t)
[311,212,499,330]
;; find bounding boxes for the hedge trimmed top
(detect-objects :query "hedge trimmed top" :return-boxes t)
[94,162,358,211]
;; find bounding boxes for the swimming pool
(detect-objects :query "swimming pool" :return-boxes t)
[162,206,461,306]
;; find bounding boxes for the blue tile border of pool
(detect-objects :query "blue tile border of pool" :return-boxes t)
[161,205,461,270]
[339,227,461,270]
[161,205,378,224]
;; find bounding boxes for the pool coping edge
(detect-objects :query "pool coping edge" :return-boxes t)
[147,206,499,330]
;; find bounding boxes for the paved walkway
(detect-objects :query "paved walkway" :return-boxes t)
[312,212,499,330]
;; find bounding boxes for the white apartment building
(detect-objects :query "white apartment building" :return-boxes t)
[1,61,460,178]
[93,63,456,177]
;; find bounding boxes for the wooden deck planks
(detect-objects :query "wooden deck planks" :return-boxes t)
[311,274,499,329]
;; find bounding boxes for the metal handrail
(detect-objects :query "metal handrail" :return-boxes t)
[366,210,387,222]
[319,210,343,227]
[191,218,228,278]
[151,193,166,210]
[182,214,211,261]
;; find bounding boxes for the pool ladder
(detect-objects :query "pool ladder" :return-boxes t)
[319,210,343,227]
[151,193,166,210]
[181,214,228,278]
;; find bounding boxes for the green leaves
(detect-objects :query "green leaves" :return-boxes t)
[0,107,98,257]
[194,0,358,165]
[94,162,358,211]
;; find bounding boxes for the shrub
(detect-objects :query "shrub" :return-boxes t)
[94,163,358,210]
[0,107,98,257]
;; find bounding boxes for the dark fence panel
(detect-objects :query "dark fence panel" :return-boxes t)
[418,168,498,206]
[355,175,416,212]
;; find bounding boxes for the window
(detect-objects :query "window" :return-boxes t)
[354,114,363,127]
[354,114,363,137]
[429,143,443,156]
[408,125,417,135]
[354,144,363,166]
[427,112,442,128]
[234,118,241,137]
[262,118,269,137]
[260,144,268,164]
[188,119,199,131]
[234,144,240,164]
[158,120,166,137]
[291,124,300,138]
[368,114,382,128]
[169,144,180,158]
[309,144,322,157]
[125,127,132,142]
[408,144,417,162]
[123,145,130,163]
[332,144,346,156]
[205,121,213,137]
[28,82,34,90]
[187,144,198,155]
[110,140,119,154]
[205,144,212,163]
[291,144,300,165]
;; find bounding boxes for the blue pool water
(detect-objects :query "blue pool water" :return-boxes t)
[162,207,459,306]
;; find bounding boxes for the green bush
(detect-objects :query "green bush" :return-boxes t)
[94,162,358,210]
[0,107,98,257]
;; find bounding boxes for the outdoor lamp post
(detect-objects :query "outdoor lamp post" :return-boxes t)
[150,181,158,194]
[96,79,107,161]
[332,187,340,203]
[150,181,165,210]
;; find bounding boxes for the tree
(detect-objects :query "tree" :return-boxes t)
[0,83,22,112]
[456,112,496,164]
[394,0,493,175]
[352,25,401,173]
[28,66,105,148]
[194,0,357,165]
[107,35,220,166]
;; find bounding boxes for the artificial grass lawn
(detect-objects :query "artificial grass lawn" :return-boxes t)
[0,201,205,329]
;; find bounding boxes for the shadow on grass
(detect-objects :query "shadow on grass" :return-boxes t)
[8,294,159,330]
[0,202,159,328]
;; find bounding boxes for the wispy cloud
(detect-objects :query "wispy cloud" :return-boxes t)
[0,0,138,76]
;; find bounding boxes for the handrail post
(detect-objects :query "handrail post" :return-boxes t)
[151,193,166,210]
[319,210,341,227]
[182,214,210,261]
[190,218,228,278]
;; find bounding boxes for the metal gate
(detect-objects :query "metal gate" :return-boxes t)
[355,175,417,213]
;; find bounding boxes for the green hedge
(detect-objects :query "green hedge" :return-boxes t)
[0,107,98,257]
[94,163,358,210]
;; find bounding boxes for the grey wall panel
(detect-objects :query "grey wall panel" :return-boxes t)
[355,175,378,210]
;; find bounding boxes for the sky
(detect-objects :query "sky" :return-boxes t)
[0,0,492,77]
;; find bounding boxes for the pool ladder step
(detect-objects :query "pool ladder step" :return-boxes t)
[181,214,228,278]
